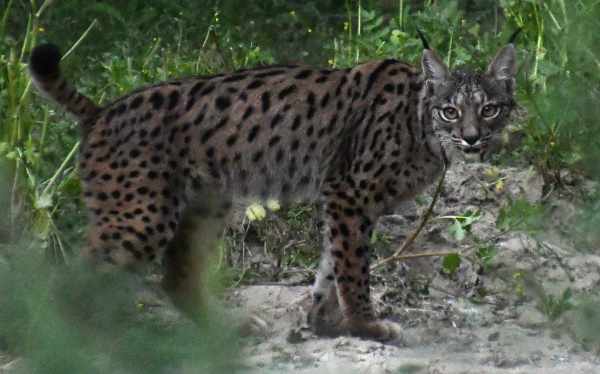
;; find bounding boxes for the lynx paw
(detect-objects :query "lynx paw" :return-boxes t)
[342,319,401,342]
[309,311,401,342]
[307,298,344,337]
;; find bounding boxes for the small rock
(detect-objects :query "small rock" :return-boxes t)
[488,331,500,341]
[517,308,547,329]
[529,350,544,365]
[285,328,305,344]
[523,170,544,203]
[550,353,570,363]
[487,351,529,368]
[499,234,536,252]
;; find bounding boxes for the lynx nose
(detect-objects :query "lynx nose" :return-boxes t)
[463,134,480,146]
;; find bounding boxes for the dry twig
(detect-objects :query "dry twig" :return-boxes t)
[371,165,447,270]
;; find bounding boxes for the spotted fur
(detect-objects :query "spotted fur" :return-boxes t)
[30,39,518,341]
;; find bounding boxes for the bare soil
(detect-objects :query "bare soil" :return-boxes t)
[229,159,600,373]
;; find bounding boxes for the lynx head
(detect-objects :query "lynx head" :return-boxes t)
[419,31,519,157]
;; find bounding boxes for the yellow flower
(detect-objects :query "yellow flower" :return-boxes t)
[246,203,266,221]
[484,166,500,179]
[266,199,281,212]
[38,26,45,32]
[494,179,505,193]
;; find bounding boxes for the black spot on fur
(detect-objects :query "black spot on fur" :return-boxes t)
[270,113,283,129]
[129,95,144,109]
[320,93,330,108]
[149,92,164,110]
[247,80,264,90]
[242,106,254,120]
[278,85,297,99]
[268,136,281,147]
[200,84,215,96]
[294,70,312,79]
[215,96,231,111]
[226,134,238,146]
[261,92,271,113]
[167,90,180,110]
[291,115,302,131]
[248,125,260,142]
[189,81,205,97]
[223,74,247,83]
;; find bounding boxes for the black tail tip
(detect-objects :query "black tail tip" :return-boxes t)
[30,43,62,78]
[416,27,430,50]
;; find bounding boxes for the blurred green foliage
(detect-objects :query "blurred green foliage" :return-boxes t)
[0,240,241,373]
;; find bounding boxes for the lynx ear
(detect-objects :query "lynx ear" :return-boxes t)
[421,49,449,82]
[486,44,517,81]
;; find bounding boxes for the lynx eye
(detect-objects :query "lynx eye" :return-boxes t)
[481,104,500,118]
[440,106,460,122]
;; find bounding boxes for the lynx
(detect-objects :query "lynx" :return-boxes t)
[29,30,519,341]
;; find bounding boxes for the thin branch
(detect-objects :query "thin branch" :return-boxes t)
[387,250,457,261]
[61,19,98,61]
[41,140,79,197]
[371,166,447,270]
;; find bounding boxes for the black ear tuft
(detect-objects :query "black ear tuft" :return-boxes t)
[30,43,62,78]
[508,28,522,45]
[416,27,430,50]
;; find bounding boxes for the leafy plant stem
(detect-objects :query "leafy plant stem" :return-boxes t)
[41,141,79,198]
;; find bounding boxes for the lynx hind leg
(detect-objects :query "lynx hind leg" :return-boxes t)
[161,190,231,320]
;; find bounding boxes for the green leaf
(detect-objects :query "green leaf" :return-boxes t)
[457,209,480,228]
[561,288,573,304]
[496,199,545,233]
[476,245,497,265]
[448,219,465,241]
[59,172,81,196]
[442,253,461,275]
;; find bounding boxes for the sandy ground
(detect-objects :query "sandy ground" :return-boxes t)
[228,159,600,373]
[232,285,600,373]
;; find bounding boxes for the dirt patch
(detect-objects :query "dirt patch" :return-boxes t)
[231,285,599,373]
[228,159,600,373]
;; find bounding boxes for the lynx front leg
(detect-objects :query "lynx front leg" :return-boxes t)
[308,238,342,336]
[310,193,400,341]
